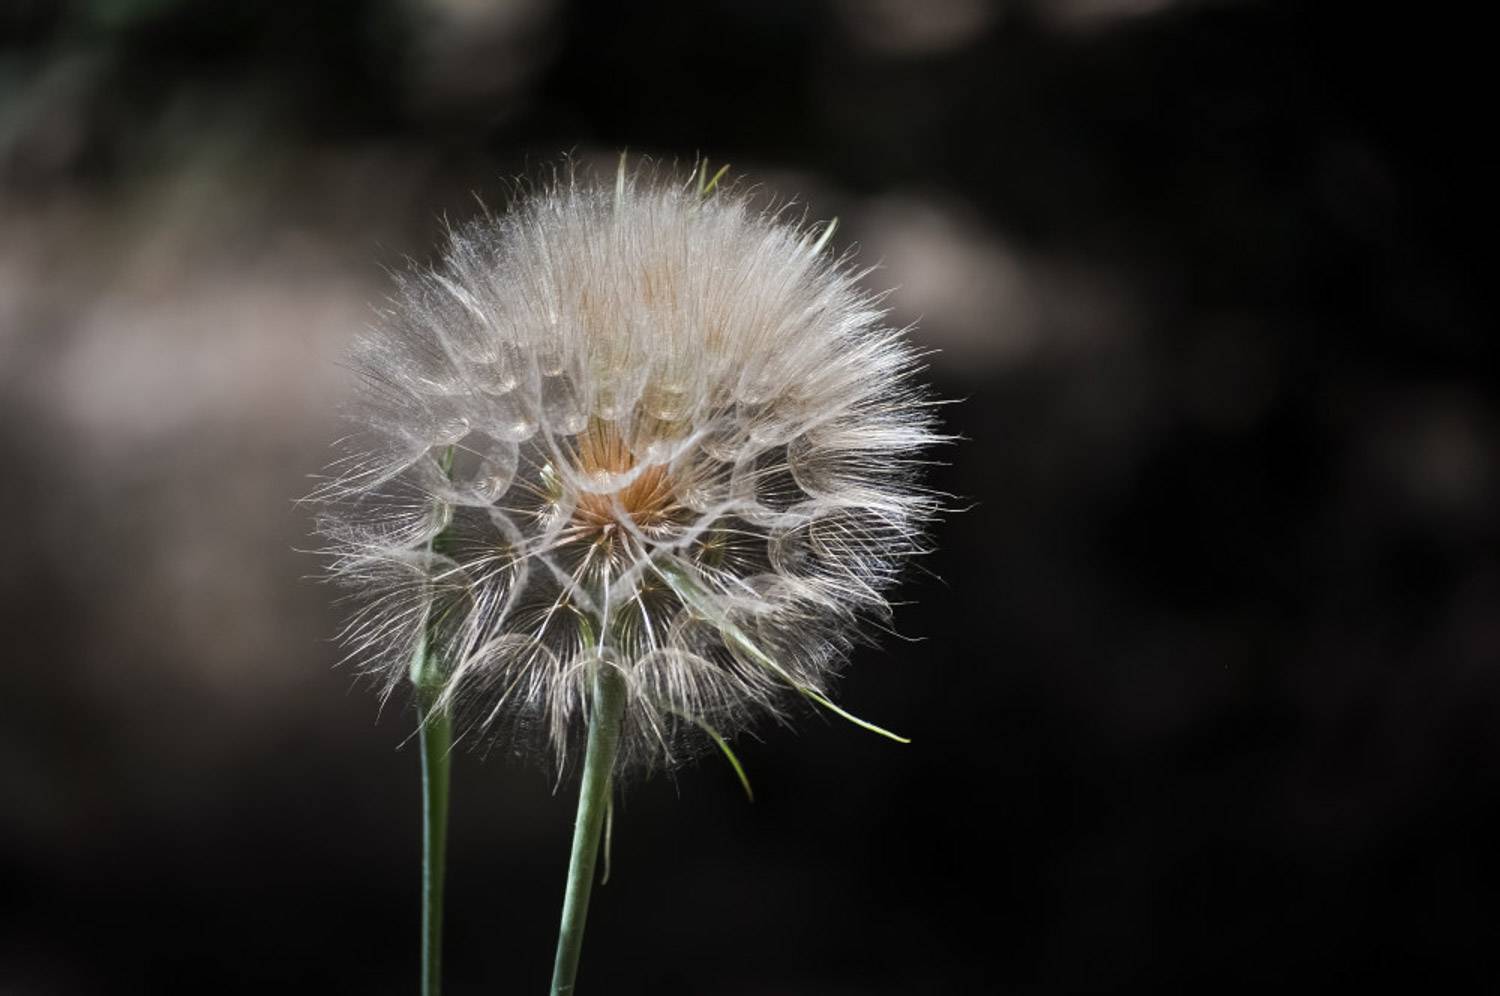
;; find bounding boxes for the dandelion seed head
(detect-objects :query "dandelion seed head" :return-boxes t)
[313,159,943,773]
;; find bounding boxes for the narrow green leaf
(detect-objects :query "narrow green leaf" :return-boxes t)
[654,560,911,746]
[798,687,912,744]
[702,163,730,198]
[699,721,754,801]
[809,217,839,256]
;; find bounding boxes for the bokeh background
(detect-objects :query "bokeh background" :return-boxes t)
[2,1,1496,992]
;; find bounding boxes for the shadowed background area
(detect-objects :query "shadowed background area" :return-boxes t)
[1,1,1496,992]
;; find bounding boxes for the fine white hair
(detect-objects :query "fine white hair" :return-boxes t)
[313,159,943,773]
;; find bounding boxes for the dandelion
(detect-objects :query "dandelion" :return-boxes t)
[312,157,943,994]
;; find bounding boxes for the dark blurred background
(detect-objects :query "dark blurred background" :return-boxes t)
[2,1,1496,992]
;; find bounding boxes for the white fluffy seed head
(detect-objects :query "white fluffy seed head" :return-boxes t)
[313,159,943,773]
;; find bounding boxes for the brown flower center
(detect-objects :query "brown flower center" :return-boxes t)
[570,419,677,531]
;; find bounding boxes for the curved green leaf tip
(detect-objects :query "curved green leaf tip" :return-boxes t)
[653,560,912,747]
[699,720,755,802]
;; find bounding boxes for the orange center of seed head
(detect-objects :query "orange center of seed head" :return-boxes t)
[571,419,677,531]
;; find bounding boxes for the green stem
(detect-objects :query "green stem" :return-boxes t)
[550,662,628,995]
[412,444,455,996]
[416,679,451,996]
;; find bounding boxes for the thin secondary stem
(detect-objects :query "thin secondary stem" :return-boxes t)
[416,678,452,996]
[550,662,628,995]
